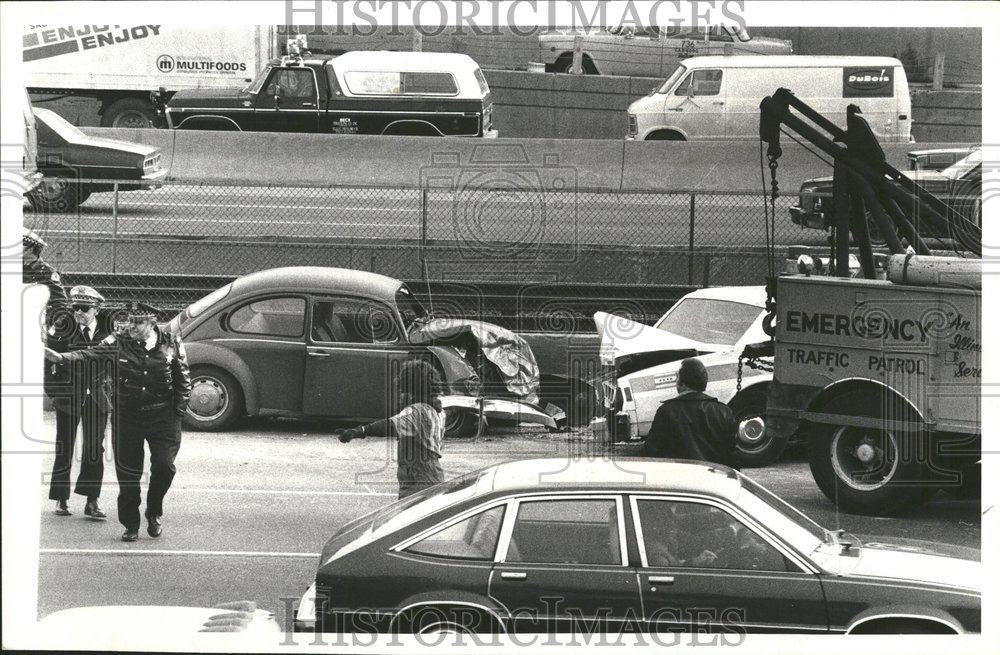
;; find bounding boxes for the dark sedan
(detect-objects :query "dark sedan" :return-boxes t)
[790,148,982,240]
[28,107,168,212]
[167,266,555,437]
[295,458,979,635]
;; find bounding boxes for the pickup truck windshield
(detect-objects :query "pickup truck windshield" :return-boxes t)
[244,65,273,94]
[655,298,760,346]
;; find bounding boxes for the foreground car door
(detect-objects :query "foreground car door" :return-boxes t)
[630,496,828,633]
[302,295,411,421]
[489,495,642,633]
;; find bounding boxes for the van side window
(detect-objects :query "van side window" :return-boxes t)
[674,69,722,96]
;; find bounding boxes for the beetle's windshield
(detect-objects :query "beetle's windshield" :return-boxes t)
[396,285,428,331]
[180,283,233,326]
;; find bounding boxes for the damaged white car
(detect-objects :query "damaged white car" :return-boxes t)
[595,286,778,466]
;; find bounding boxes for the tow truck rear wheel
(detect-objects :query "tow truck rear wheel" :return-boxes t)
[730,386,786,468]
[808,390,936,516]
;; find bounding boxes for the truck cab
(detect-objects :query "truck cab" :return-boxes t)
[164,49,497,137]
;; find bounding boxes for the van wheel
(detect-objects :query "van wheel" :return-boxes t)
[185,367,244,431]
[101,97,157,128]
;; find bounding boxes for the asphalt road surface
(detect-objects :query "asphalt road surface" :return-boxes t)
[36,414,980,624]
[27,185,829,248]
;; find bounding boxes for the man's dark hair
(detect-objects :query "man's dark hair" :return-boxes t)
[678,358,708,392]
[392,358,443,412]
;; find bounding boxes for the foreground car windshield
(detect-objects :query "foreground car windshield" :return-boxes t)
[736,473,827,557]
[655,298,761,345]
[369,469,487,534]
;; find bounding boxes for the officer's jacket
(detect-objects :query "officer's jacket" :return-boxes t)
[62,326,192,416]
[642,391,739,468]
[28,262,114,412]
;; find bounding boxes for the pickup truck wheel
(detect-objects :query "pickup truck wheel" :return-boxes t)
[444,408,484,439]
[28,179,90,212]
[184,367,243,431]
[730,386,786,468]
[101,98,157,128]
[808,391,936,515]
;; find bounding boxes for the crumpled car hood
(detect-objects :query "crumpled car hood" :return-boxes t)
[409,318,541,404]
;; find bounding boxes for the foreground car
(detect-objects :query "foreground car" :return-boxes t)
[296,457,979,634]
[167,267,555,437]
[790,148,982,237]
[595,287,775,466]
[28,107,167,212]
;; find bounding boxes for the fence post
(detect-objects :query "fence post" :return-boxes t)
[111,182,119,274]
[932,53,945,90]
[688,193,696,285]
[420,188,429,281]
[412,27,423,52]
[571,35,584,74]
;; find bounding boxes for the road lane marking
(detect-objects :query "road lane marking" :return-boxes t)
[41,548,320,558]
[116,202,417,212]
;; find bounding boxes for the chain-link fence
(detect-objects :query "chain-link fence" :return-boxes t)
[24,178,828,325]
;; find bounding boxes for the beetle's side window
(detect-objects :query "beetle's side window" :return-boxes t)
[505,498,621,566]
[228,297,305,337]
[311,298,400,344]
[673,69,722,96]
[635,499,789,572]
[405,505,506,561]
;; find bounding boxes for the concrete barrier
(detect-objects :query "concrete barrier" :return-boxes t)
[80,127,969,193]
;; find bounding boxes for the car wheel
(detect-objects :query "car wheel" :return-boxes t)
[101,97,157,128]
[28,179,90,213]
[730,386,786,468]
[443,407,484,439]
[808,390,936,515]
[184,366,244,431]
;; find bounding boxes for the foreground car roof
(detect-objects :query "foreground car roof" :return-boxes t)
[230,266,402,301]
[487,457,742,499]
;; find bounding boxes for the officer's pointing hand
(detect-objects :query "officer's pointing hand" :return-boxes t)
[44,347,63,363]
[338,427,363,443]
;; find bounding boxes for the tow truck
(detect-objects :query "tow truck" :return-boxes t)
[753,88,982,515]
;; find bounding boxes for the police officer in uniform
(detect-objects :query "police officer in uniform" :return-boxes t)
[22,229,110,517]
[45,285,113,518]
[45,302,192,542]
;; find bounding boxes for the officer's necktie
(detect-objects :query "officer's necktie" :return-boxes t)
[83,326,91,342]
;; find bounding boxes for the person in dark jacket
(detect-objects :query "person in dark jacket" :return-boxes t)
[44,302,192,542]
[44,285,114,519]
[642,358,738,467]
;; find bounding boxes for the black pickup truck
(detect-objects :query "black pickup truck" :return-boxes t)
[161,50,497,137]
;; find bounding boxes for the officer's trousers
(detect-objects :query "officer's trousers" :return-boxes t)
[113,410,182,531]
[48,398,108,501]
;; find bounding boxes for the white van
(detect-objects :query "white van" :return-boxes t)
[627,56,912,143]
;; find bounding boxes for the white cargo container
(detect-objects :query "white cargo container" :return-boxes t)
[23,25,279,127]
